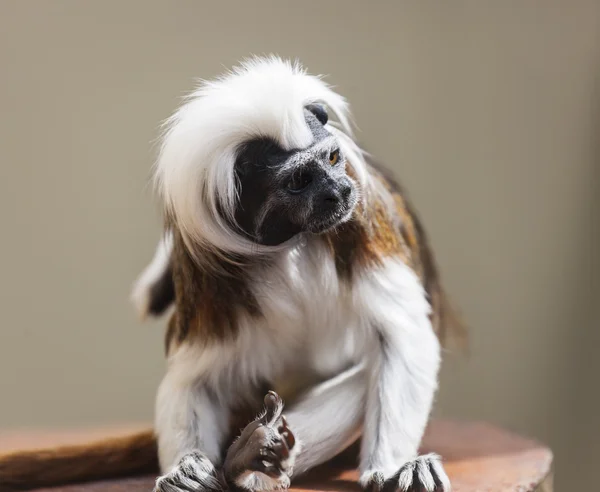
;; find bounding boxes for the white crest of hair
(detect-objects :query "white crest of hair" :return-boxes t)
[154,55,372,258]
[130,231,173,320]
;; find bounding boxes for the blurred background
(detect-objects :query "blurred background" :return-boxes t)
[0,1,598,490]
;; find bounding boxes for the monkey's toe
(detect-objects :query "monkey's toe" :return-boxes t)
[361,454,450,492]
[391,454,450,492]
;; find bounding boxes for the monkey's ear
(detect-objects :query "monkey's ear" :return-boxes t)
[305,103,328,125]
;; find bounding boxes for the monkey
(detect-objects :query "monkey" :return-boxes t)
[133,56,462,492]
[0,56,464,492]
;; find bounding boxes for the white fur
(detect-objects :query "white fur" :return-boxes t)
[155,243,443,490]
[285,362,366,475]
[161,238,363,403]
[356,259,441,481]
[155,237,359,473]
[130,231,173,320]
[155,367,229,470]
[153,56,371,259]
[150,57,446,491]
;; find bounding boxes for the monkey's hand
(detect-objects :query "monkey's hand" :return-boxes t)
[361,454,451,492]
[153,451,223,492]
[224,391,299,491]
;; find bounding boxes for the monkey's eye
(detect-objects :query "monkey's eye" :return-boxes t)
[329,149,340,166]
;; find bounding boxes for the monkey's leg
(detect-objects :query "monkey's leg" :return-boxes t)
[153,369,229,492]
[285,362,366,475]
[223,363,366,489]
[359,261,450,492]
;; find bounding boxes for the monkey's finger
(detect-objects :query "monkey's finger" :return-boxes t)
[265,390,280,405]
[282,430,295,450]
[259,448,281,462]
[278,415,289,432]
[278,416,296,449]
[272,439,290,460]
[261,391,284,425]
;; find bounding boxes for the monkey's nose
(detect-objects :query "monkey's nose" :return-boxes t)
[322,191,339,205]
[341,184,352,200]
[319,189,342,211]
[323,184,351,207]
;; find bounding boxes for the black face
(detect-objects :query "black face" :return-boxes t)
[233,106,358,246]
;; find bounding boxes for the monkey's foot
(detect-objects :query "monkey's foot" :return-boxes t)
[224,391,300,491]
[361,454,450,492]
[153,451,222,492]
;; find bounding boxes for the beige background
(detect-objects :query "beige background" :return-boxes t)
[1,1,598,490]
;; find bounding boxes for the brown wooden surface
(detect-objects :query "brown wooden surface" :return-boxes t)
[0,420,553,492]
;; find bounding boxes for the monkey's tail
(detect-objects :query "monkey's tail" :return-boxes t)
[0,429,159,491]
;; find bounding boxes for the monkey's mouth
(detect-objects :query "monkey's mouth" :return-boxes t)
[308,206,355,234]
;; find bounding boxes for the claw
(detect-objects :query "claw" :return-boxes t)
[264,390,280,407]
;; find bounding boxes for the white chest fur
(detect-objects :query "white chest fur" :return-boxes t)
[167,239,368,401]
[256,239,368,382]
[157,237,440,478]
[167,237,435,410]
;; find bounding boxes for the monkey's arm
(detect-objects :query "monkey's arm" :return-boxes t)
[358,259,450,491]
[153,360,229,492]
[154,353,298,492]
